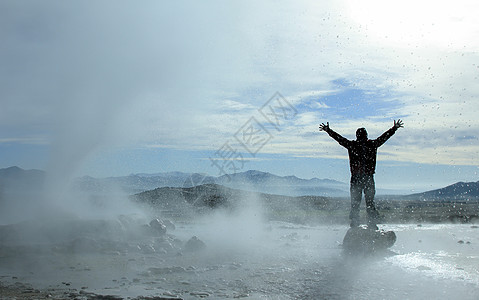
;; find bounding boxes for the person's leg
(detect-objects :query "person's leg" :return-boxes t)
[349,175,362,227]
[364,175,379,229]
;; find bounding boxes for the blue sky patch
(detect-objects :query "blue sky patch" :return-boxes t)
[297,78,402,120]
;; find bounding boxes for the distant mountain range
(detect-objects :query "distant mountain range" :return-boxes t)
[216,170,348,197]
[74,171,203,194]
[74,169,348,197]
[405,181,479,201]
[0,166,478,200]
[0,166,45,192]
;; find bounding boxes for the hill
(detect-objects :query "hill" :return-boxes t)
[73,172,216,194]
[404,181,479,201]
[74,169,348,196]
[132,183,345,224]
[1,167,478,224]
[1,166,478,201]
[133,183,479,224]
[216,170,348,197]
[0,166,45,194]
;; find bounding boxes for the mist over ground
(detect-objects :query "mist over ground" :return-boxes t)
[1,168,479,299]
[1,0,479,299]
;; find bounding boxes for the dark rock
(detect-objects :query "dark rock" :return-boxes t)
[342,225,396,253]
[149,219,167,236]
[162,220,176,230]
[133,296,183,300]
[184,236,206,252]
[137,244,156,254]
[88,295,123,300]
[148,266,187,274]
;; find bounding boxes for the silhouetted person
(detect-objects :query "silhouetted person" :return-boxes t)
[319,120,403,229]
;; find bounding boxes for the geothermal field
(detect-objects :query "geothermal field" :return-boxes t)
[3,1,479,299]
[1,178,478,300]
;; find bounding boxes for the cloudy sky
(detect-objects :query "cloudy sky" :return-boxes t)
[1,0,478,192]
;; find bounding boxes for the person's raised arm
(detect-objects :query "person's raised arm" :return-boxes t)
[319,122,350,148]
[319,122,330,132]
[375,119,403,147]
[394,119,404,129]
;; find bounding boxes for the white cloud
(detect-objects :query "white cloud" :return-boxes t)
[0,137,48,145]
[217,100,257,112]
[345,0,479,51]
[1,0,478,176]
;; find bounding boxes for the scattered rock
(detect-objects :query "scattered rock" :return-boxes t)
[184,236,206,252]
[149,219,167,236]
[190,291,210,297]
[233,293,250,298]
[134,296,183,300]
[162,291,179,298]
[281,232,299,241]
[229,262,242,270]
[162,220,176,230]
[89,295,123,300]
[342,225,396,253]
[148,266,187,274]
[103,250,121,256]
[155,238,175,253]
[458,240,465,244]
[156,248,168,255]
[139,244,156,254]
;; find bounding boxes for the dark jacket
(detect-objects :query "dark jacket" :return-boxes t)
[325,126,398,175]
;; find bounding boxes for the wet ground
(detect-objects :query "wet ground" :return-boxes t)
[1,219,478,299]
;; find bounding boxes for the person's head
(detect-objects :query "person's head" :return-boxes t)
[356,128,368,141]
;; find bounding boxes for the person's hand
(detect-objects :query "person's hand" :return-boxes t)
[319,122,330,132]
[394,119,404,129]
